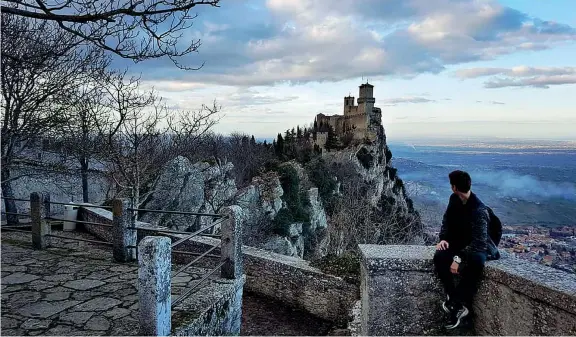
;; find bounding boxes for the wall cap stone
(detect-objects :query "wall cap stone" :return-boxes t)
[359,244,435,273]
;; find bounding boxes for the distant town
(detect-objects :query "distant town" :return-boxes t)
[501,225,576,274]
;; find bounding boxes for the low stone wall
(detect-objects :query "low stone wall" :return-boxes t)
[79,206,359,324]
[166,236,359,323]
[172,276,245,336]
[359,244,576,336]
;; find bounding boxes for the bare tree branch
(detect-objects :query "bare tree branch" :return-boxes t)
[2,0,220,68]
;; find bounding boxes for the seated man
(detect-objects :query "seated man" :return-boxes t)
[434,170,492,330]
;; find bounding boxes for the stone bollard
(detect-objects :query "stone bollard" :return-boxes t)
[112,199,136,262]
[138,236,171,336]
[220,206,243,279]
[31,192,51,249]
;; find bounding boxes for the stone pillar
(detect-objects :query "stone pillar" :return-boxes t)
[138,236,172,336]
[30,192,51,249]
[359,244,444,336]
[112,199,136,262]
[220,205,243,279]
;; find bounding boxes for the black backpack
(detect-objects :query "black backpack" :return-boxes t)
[486,207,502,246]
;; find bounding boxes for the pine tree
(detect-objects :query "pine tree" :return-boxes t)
[296,126,302,139]
[250,135,256,145]
[275,133,284,157]
[313,120,318,131]
[325,125,340,151]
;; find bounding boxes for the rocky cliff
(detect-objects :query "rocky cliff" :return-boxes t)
[131,124,422,259]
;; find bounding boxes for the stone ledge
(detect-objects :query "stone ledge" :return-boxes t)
[359,244,576,316]
[485,255,576,315]
[359,244,435,273]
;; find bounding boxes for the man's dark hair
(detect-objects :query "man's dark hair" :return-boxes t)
[449,170,472,193]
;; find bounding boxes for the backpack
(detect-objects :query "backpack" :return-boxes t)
[486,207,502,246]
[486,206,502,260]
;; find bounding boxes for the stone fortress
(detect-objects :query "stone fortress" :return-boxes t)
[315,82,382,148]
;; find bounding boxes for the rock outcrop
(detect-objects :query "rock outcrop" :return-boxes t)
[140,157,236,232]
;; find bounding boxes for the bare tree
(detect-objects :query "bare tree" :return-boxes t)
[57,73,111,203]
[325,160,423,255]
[226,132,275,187]
[168,100,221,158]
[1,14,107,223]
[2,0,220,68]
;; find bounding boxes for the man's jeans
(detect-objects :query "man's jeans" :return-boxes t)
[433,249,487,308]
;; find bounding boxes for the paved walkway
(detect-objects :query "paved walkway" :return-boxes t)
[2,230,342,336]
[1,230,202,336]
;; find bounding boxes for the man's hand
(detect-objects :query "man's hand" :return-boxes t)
[450,261,460,274]
[436,240,449,250]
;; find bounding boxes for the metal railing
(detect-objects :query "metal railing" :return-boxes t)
[2,193,241,336]
[1,196,114,247]
[126,206,228,308]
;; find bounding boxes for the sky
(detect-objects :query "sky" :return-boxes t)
[123,0,576,141]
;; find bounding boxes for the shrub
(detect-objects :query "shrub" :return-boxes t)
[305,158,338,209]
[385,146,393,163]
[310,250,361,285]
[272,165,310,235]
[356,147,373,169]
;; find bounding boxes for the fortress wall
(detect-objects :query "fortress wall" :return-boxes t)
[359,244,576,336]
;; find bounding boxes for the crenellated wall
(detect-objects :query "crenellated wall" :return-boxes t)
[359,245,576,336]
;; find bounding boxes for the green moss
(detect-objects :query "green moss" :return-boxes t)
[171,310,201,332]
[310,250,361,285]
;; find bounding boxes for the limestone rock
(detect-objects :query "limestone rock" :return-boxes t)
[140,156,205,230]
[306,188,327,231]
[262,235,298,257]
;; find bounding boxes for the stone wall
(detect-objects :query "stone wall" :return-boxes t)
[172,276,245,336]
[359,244,576,336]
[167,235,359,323]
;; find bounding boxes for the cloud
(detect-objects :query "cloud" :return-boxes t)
[382,96,436,106]
[456,66,576,88]
[121,0,576,87]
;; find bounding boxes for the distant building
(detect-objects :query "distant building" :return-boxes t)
[314,82,382,148]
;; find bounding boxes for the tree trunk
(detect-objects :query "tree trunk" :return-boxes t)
[80,159,89,203]
[1,166,18,225]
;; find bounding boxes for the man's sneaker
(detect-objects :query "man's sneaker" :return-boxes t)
[441,295,452,314]
[445,305,469,330]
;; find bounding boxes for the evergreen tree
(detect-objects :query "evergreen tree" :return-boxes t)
[250,135,256,145]
[296,126,302,139]
[275,133,284,157]
[313,120,318,131]
[325,125,340,151]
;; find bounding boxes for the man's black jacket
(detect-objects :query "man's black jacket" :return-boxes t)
[439,192,491,256]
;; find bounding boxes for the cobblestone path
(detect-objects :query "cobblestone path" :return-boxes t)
[1,231,203,336]
[2,230,344,336]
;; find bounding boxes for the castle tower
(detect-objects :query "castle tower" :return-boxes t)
[357,82,375,116]
[343,95,356,116]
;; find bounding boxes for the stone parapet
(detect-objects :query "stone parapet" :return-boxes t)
[359,244,576,336]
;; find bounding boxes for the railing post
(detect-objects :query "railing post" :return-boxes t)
[220,206,243,279]
[138,236,171,336]
[112,198,136,262]
[31,192,50,249]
